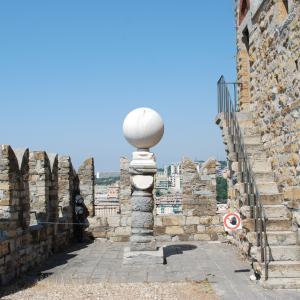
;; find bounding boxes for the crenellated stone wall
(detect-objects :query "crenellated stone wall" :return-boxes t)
[0,144,94,285]
[0,143,223,284]
[182,158,217,217]
[88,157,224,243]
[154,158,222,242]
[87,157,131,242]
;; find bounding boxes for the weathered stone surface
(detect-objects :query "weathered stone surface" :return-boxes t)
[153,226,166,235]
[131,211,153,229]
[193,233,211,241]
[206,225,224,234]
[129,239,156,251]
[154,216,163,227]
[165,226,184,235]
[161,215,185,226]
[182,225,197,234]
[198,216,213,225]
[78,158,94,217]
[185,216,200,225]
[197,224,206,232]
[131,193,154,212]
[119,157,131,216]
[284,187,300,201]
[182,158,217,216]
[107,215,121,227]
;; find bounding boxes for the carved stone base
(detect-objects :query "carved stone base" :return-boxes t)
[122,246,165,265]
[130,239,156,251]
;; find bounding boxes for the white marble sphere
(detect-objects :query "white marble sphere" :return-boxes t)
[123,107,164,149]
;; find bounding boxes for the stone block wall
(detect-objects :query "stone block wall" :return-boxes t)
[154,214,224,242]
[236,0,300,231]
[0,144,94,285]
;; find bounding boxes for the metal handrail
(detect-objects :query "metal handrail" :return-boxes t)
[217,75,269,280]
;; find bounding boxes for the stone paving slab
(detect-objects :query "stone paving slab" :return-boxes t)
[36,240,299,299]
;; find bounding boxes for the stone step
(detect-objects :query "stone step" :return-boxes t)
[269,245,300,261]
[247,152,267,161]
[248,152,267,161]
[259,193,283,205]
[255,245,300,261]
[256,182,279,194]
[240,205,291,219]
[265,218,292,231]
[260,261,300,278]
[263,205,292,219]
[243,218,292,231]
[243,135,261,145]
[238,119,255,128]
[236,112,253,121]
[244,143,263,154]
[240,126,259,136]
[266,231,297,246]
[253,172,274,183]
[251,160,272,173]
[247,231,297,246]
[260,278,300,289]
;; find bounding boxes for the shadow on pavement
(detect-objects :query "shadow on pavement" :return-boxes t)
[163,244,197,258]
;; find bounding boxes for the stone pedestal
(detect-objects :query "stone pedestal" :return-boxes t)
[122,107,165,265]
[122,151,165,264]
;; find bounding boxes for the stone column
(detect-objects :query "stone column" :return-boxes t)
[129,151,157,251]
[122,107,165,263]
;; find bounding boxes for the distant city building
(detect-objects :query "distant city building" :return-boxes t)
[94,182,120,216]
[169,174,182,193]
[155,193,182,215]
[107,182,119,199]
[169,163,180,175]
[156,172,169,193]
[164,165,168,176]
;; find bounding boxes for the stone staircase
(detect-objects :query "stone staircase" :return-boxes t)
[217,111,300,289]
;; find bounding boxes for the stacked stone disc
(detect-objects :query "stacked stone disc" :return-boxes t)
[130,179,156,251]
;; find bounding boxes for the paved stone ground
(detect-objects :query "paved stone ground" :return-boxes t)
[2,240,300,300]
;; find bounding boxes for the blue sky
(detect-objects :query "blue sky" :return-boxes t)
[0,1,236,172]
